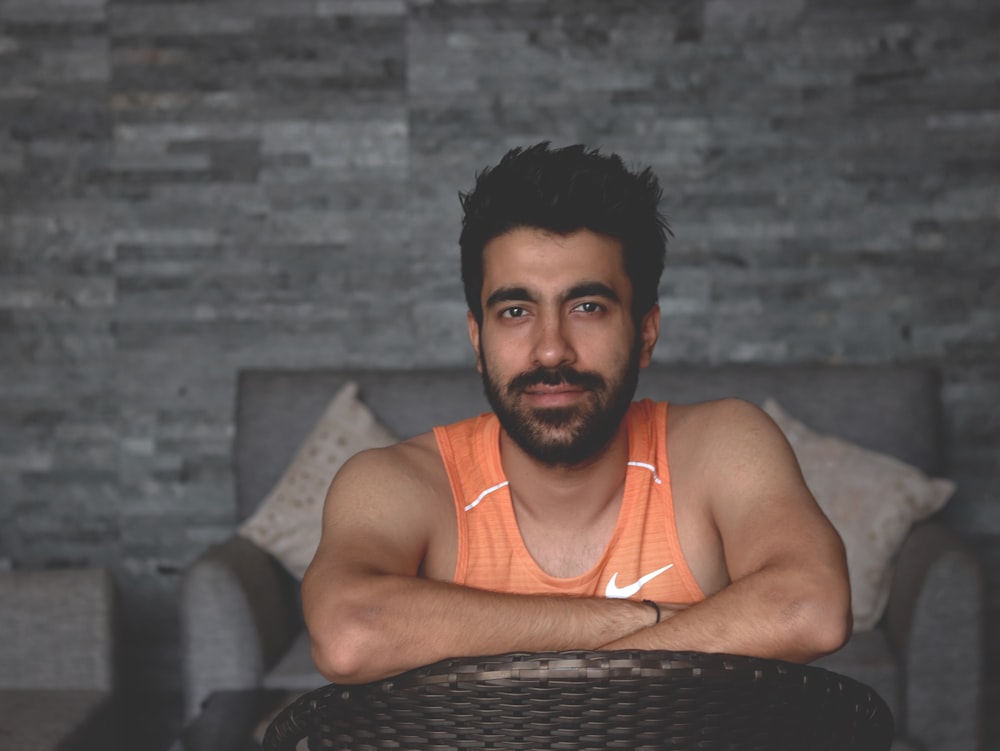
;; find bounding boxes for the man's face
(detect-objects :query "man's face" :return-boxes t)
[468,227,659,467]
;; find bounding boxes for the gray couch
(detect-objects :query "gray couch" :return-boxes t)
[181,364,983,751]
[0,567,118,751]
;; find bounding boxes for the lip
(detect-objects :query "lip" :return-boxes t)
[522,386,587,408]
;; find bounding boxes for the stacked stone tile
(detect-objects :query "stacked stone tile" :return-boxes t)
[1,1,997,723]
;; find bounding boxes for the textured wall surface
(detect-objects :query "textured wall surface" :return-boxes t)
[1,0,997,720]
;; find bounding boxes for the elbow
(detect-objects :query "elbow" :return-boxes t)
[805,603,852,658]
[763,564,851,663]
[310,637,363,685]
[308,617,382,685]
[303,579,387,684]
[791,580,853,661]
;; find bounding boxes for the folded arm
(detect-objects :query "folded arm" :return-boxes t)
[604,399,852,661]
[603,556,848,660]
[306,567,655,684]
[302,440,656,684]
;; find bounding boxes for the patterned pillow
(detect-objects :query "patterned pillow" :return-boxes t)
[238,381,397,579]
[763,398,954,630]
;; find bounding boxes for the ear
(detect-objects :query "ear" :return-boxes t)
[467,311,483,373]
[637,304,660,368]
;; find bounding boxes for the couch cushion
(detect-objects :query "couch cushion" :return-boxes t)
[764,399,954,630]
[238,381,396,579]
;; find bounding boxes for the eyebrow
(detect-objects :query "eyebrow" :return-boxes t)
[485,281,621,310]
[567,282,621,303]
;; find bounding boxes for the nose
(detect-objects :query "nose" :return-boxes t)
[531,313,576,368]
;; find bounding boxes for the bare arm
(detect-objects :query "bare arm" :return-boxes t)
[301,440,655,684]
[603,399,852,662]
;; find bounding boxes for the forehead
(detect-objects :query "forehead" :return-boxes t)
[480,228,628,294]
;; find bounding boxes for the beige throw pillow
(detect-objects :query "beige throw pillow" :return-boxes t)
[763,398,954,630]
[238,381,397,579]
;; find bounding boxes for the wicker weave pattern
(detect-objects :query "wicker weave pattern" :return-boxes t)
[263,650,894,751]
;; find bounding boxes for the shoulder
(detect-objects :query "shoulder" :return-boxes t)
[307,431,459,583]
[668,397,782,448]
[317,431,456,570]
[667,398,799,494]
[330,431,448,502]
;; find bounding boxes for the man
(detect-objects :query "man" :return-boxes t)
[302,143,851,685]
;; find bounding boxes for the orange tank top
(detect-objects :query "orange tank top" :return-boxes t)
[433,400,705,603]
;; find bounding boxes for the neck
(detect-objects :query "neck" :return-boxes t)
[499,420,630,528]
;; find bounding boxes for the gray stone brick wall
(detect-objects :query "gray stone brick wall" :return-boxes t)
[2,0,998,714]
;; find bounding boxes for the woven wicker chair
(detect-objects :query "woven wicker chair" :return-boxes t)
[262,650,894,751]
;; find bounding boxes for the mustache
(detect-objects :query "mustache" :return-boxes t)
[507,365,606,394]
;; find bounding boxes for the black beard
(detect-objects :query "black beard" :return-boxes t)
[479,346,642,467]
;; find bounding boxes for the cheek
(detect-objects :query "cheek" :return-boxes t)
[479,327,520,365]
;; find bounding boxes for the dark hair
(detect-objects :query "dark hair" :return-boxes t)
[459,142,670,323]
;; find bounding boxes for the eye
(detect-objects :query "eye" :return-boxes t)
[573,301,603,314]
[500,306,528,319]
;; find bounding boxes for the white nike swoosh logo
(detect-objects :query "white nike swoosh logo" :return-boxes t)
[604,564,675,599]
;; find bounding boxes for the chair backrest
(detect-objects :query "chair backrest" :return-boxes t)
[262,649,895,751]
[234,364,942,521]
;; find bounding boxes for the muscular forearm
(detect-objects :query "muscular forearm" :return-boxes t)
[602,566,851,662]
[303,572,656,684]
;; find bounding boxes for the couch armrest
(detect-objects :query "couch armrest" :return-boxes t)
[884,521,984,751]
[180,536,302,720]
